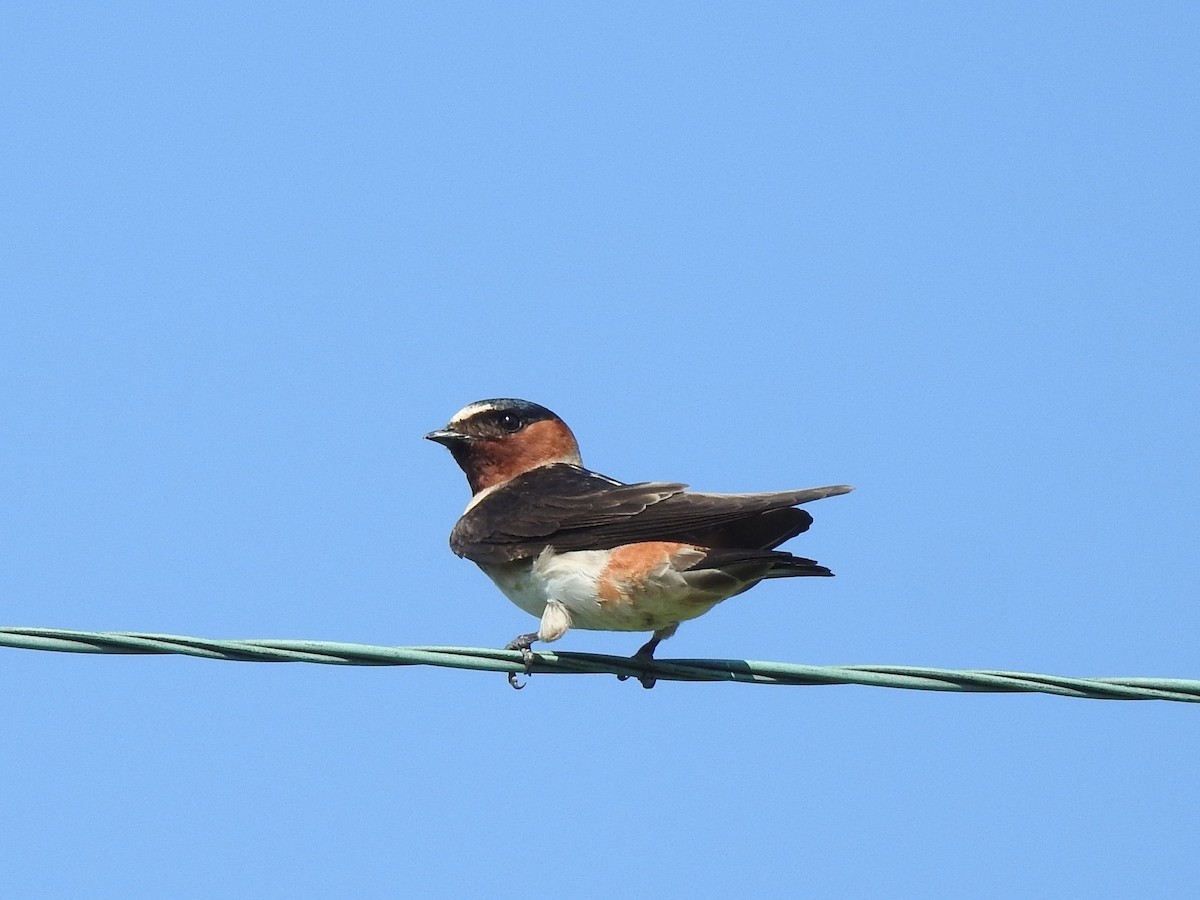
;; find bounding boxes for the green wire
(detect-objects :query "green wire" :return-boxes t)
[2,626,1196,702]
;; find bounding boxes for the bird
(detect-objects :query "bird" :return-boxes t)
[425,398,852,688]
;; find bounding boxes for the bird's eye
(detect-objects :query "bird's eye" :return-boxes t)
[498,412,523,433]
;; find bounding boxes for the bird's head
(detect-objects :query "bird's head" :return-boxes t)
[425,398,582,495]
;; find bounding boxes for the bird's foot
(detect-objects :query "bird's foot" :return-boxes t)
[618,636,663,689]
[504,632,539,690]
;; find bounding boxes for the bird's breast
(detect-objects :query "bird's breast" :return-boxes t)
[478,543,734,633]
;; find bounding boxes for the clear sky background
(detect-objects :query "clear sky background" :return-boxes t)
[3,3,1198,897]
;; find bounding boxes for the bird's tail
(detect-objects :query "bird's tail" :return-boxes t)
[763,553,833,578]
[697,547,834,578]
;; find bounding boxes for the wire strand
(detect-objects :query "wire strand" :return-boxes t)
[2,626,1196,701]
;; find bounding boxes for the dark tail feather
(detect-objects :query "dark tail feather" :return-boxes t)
[697,547,834,578]
[764,555,833,578]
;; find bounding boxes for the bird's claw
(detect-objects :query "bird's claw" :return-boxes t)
[618,668,658,688]
[505,633,538,690]
[619,645,659,689]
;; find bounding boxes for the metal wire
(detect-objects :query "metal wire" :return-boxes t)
[2,626,1197,701]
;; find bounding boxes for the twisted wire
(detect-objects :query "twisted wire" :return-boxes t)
[2,627,1196,702]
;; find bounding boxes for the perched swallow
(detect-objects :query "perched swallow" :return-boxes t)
[426,398,852,688]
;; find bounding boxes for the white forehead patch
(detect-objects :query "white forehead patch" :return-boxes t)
[449,400,501,425]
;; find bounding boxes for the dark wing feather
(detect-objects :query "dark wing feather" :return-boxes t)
[450,463,853,564]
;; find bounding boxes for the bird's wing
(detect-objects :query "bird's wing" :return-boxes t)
[450,463,852,564]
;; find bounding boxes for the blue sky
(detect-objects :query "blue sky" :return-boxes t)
[2,3,1198,897]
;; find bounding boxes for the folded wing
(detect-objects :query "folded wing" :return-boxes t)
[451,463,853,565]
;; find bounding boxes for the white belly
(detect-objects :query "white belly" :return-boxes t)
[479,547,726,633]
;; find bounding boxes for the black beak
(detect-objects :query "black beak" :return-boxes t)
[424,427,470,447]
